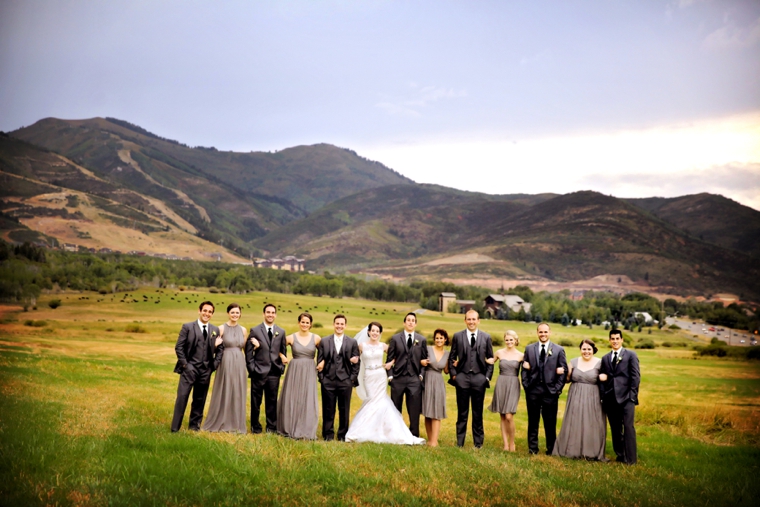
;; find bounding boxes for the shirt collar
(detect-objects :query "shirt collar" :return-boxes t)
[197,319,208,330]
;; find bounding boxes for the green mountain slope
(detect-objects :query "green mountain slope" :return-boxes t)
[262,187,759,299]
[626,194,760,258]
[9,117,413,251]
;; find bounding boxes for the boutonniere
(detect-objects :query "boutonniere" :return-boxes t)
[547,347,553,357]
[211,331,218,338]
[414,339,419,346]
[615,352,623,365]
[275,331,279,337]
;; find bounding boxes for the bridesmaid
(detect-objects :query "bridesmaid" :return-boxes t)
[276,312,323,440]
[488,330,523,451]
[202,303,247,433]
[421,329,450,447]
[552,339,608,460]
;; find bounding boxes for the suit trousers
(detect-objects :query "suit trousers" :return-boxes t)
[171,366,211,432]
[390,375,423,437]
[604,394,637,464]
[250,373,281,433]
[321,380,353,441]
[525,391,559,454]
[454,372,487,447]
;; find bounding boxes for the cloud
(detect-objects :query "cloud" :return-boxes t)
[375,84,467,117]
[358,111,760,211]
[704,16,760,49]
[579,163,760,210]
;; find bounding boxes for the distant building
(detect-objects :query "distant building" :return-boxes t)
[254,256,305,272]
[484,294,532,317]
[98,248,112,254]
[455,300,476,313]
[484,294,506,315]
[62,243,78,252]
[439,292,457,312]
[570,290,587,301]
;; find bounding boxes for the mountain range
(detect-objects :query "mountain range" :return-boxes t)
[2,117,758,300]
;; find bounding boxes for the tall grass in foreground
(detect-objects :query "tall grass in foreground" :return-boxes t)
[0,290,759,506]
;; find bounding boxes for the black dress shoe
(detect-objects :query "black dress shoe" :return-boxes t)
[615,456,625,462]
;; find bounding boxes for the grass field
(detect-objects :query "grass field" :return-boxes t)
[1,289,759,506]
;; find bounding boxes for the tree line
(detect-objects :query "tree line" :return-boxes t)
[1,240,757,334]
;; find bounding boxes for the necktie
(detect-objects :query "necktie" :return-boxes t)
[203,325,208,340]
[335,337,341,354]
[540,344,546,362]
[268,327,273,341]
[407,334,413,349]
[470,333,476,348]
[613,351,618,369]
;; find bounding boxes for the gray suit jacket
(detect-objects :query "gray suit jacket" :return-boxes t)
[521,341,568,396]
[600,348,640,405]
[448,329,494,383]
[173,321,223,374]
[244,323,287,378]
[317,334,360,386]
[386,331,428,378]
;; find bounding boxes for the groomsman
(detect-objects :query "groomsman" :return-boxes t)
[600,329,640,464]
[448,310,494,448]
[171,301,224,432]
[521,323,567,454]
[387,312,428,437]
[245,303,287,434]
[317,314,360,441]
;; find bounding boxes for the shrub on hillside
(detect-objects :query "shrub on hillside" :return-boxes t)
[48,299,61,309]
[23,320,47,327]
[635,339,655,349]
[669,324,681,330]
[124,324,147,333]
[558,339,574,347]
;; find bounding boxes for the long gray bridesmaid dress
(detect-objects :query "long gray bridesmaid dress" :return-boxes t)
[422,346,449,420]
[552,357,607,460]
[202,324,246,433]
[276,334,319,440]
[488,359,521,414]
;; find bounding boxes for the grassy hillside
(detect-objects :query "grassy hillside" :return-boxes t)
[9,117,413,249]
[1,292,758,506]
[627,193,760,258]
[262,188,760,300]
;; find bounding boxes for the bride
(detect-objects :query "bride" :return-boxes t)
[345,322,425,445]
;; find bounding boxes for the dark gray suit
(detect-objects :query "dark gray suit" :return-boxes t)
[521,341,567,454]
[448,329,494,447]
[317,334,359,441]
[386,331,428,437]
[600,348,640,464]
[171,321,223,432]
[244,323,287,433]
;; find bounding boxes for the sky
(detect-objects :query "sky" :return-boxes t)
[1,0,759,209]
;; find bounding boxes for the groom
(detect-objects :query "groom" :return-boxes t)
[449,310,494,448]
[386,312,428,437]
[521,323,567,455]
[245,303,287,434]
[171,301,224,432]
[600,329,640,464]
[317,314,360,441]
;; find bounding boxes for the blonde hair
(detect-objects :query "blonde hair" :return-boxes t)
[504,329,519,346]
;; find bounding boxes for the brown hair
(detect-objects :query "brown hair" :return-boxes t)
[298,312,313,324]
[433,328,450,345]
[579,339,598,354]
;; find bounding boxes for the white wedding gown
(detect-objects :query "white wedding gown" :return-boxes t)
[345,342,425,445]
